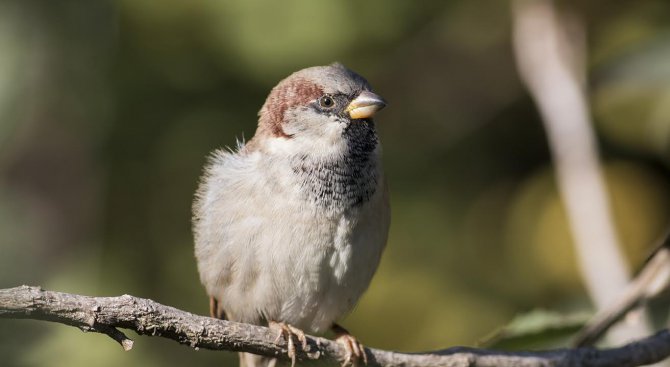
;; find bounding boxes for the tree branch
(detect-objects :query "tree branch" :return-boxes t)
[1,286,670,367]
[511,0,654,347]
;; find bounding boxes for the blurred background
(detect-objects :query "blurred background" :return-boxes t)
[2,0,670,366]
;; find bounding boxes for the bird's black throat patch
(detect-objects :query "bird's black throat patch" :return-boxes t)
[291,120,379,211]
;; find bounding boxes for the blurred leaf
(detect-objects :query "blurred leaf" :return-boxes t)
[0,1,27,159]
[480,309,590,350]
[594,33,670,161]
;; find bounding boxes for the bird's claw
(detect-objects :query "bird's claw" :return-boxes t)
[269,321,307,367]
[335,333,367,366]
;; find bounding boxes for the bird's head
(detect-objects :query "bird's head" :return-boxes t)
[255,63,386,156]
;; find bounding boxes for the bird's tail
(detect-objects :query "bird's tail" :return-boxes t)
[209,297,284,366]
[239,352,281,367]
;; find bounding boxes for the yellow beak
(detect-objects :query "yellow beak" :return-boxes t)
[346,91,387,119]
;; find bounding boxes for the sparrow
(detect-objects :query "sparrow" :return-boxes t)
[193,63,390,367]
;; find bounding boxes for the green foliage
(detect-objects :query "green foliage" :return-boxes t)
[481,309,590,350]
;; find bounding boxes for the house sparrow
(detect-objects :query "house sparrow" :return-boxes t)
[193,63,390,367]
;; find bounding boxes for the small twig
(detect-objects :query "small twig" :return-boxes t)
[1,286,670,366]
[85,324,134,351]
[575,240,670,347]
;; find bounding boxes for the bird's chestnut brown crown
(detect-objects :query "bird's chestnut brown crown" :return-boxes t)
[257,63,386,138]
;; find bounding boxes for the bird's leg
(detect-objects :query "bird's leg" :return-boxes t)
[269,321,307,367]
[208,296,226,319]
[209,296,218,318]
[332,323,367,366]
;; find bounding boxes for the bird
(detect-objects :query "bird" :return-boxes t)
[192,63,390,367]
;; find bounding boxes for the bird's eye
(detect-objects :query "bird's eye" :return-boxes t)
[319,95,335,109]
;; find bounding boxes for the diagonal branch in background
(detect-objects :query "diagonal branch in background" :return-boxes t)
[1,286,670,367]
[511,0,651,345]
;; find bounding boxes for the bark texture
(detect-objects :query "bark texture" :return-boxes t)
[2,286,670,367]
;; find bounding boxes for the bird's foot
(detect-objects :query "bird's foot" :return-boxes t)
[332,324,367,366]
[269,321,307,367]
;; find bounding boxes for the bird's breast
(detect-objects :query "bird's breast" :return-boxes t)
[290,123,380,211]
[291,157,378,211]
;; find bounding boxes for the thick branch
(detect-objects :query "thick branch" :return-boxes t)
[1,286,670,367]
[511,0,651,346]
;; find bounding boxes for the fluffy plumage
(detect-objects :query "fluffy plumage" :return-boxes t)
[193,63,389,366]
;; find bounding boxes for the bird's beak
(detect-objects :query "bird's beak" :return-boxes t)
[346,91,387,120]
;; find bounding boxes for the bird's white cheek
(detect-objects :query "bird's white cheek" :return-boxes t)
[270,119,348,158]
[297,124,348,157]
[320,121,348,150]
